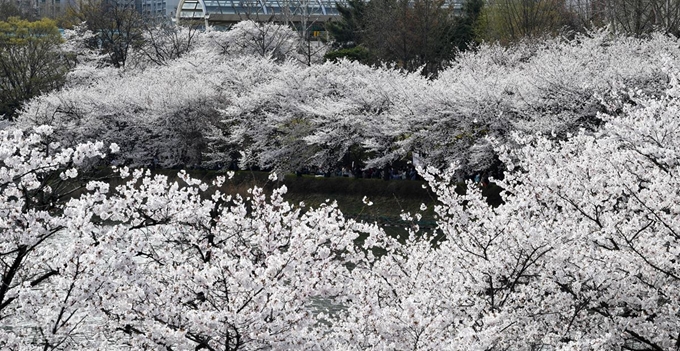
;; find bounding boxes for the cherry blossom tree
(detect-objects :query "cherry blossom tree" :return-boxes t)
[0,126,114,350]
[409,28,680,174]
[76,170,376,350]
[321,69,680,350]
[0,127,379,350]
[200,20,300,61]
[6,55,680,350]
[17,51,274,168]
[17,28,680,176]
[126,21,202,69]
[213,59,427,173]
[211,29,680,175]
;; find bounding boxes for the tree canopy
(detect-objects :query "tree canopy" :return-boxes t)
[0,17,67,120]
[5,15,680,351]
[17,29,679,176]
[4,64,680,348]
[326,0,472,76]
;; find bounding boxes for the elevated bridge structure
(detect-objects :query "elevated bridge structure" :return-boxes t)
[175,0,462,27]
[176,0,343,26]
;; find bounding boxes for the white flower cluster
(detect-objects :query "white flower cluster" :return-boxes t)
[4,29,680,351]
[18,30,680,175]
